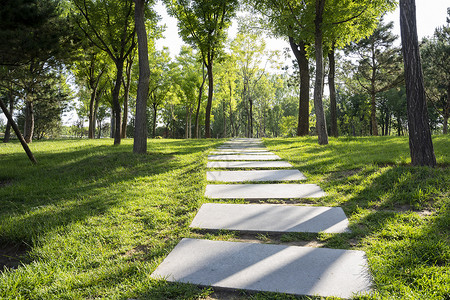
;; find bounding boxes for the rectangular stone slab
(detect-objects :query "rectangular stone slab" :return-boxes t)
[210,151,273,155]
[205,184,326,199]
[207,161,293,169]
[207,170,306,182]
[212,149,269,153]
[151,238,372,298]
[208,154,281,161]
[190,203,349,233]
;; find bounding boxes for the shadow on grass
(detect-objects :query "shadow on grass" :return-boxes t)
[0,139,222,269]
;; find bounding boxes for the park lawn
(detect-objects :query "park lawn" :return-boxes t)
[0,136,448,299]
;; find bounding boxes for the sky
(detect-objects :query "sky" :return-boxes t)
[155,0,450,58]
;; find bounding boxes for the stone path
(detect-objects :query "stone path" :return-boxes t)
[207,161,293,169]
[205,184,326,199]
[208,154,281,161]
[190,203,350,233]
[207,170,306,182]
[151,138,372,298]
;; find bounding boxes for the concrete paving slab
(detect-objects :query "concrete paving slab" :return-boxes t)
[208,154,281,161]
[207,170,306,182]
[207,161,293,169]
[205,184,326,199]
[210,151,273,155]
[213,149,270,152]
[190,203,349,233]
[151,238,372,298]
[218,145,266,149]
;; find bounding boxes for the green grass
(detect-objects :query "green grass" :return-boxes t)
[0,136,448,299]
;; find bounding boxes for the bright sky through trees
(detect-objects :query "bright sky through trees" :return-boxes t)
[155,0,449,58]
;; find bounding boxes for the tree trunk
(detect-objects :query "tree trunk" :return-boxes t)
[313,0,328,145]
[133,0,149,152]
[3,92,13,143]
[249,98,253,138]
[205,60,213,138]
[290,38,310,136]
[223,101,227,138]
[112,60,124,145]
[152,102,158,138]
[195,64,206,138]
[370,92,379,136]
[122,57,132,139]
[444,84,449,134]
[0,98,37,164]
[23,100,34,144]
[328,46,338,137]
[400,0,436,166]
[88,85,98,139]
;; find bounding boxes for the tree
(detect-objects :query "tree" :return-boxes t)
[248,0,311,136]
[72,0,136,145]
[1,0,74,144]
[148,48,172,138]
[231,32,273,138]
[0,98,37,164]
[421,11,450,134]
[399,0,436,166]
[346,19,403,136]
[133,0,152,153]
[165,0,239,138]
[72,47,109,139]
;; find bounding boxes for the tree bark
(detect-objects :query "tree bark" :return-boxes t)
[112,61,124,145]
[88,84,98,139]
[3,92,13,143]
[133,0,149,153]
[195,64,206,138]
[23,99,34,143]
[289,36,310,136]
[313,0,328,145]
[249,98,253,138]
[400,0,436,166]
[0,98,37,164]
[205,60,213,138]
[122,57,133,139]
[152,102,158,138]
[444,84,449,134]
[328,46,338,137]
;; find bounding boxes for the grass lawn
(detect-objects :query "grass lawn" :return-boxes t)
[0,136,449,299]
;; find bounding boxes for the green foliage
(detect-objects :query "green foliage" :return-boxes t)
[421,10,450,133]
[165,0,238,64]
[0,0,75,66]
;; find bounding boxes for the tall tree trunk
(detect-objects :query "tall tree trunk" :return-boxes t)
[289,36,310,136]
[195,64,206,138]
[88,85,98,139]
[313,0,328,145]
[223,101,227,138]
[0,98,36,164]
[400,0,436,166]
[133,0,149,153]
[328,46,338,137]
[205,60,213,138]
[112,61,124,145]
[152,102,158,138]
[122,57,132,139]
[23,99,34,144]
[249,98,253,138]
[444,84,449,134]
[3,92,13,143]
[370,91,378,136]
